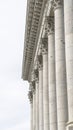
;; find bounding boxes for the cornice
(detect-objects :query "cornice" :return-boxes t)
[22,0,53,81]
[22,0,44,80]
[28,0,52,81]
[22,0,35,80]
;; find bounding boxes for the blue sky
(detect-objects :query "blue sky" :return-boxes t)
[0,0,30,130]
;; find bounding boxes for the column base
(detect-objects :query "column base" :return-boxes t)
[66,122,73,130]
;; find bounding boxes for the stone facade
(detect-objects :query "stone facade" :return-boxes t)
[22,0,73,130]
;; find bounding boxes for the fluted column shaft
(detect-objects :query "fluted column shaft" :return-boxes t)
[54,1,68,130]
[48,17,57,130]
[42,38,49,130]
[39,62,43,130]
[28,90,33,130]
[33,90,36,130]
[35,79,39,130]
[30,102,33,130]
[64,0,73,128]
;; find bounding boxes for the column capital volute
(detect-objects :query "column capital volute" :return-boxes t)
[53,0,63,10]
[46,16,54,35]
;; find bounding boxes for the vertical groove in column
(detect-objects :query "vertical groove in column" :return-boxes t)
[42,37,49,130]
[33,91,36,130]
[30,102,33,130]
[32,81,36,130]
[28,90,33,130]
[64,0,73,129]
[54,1,68,130]
[35,79,39,130]
[39,67,43,130]
[47,16,57,130]
[38,54,43,130]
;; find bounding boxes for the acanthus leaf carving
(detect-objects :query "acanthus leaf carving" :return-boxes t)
[41,37,48,54]
[46,16,54,34]
[37,54,43,70]
[28,91,33,103]
[53,0,63,9]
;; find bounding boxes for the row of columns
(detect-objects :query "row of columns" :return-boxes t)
[28,0,73,130]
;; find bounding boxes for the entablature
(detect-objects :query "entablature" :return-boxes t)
[22,0,47,80]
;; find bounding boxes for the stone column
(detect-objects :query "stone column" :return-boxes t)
[53,1,68,130]
[38,54,43,130]
[34,68,39,130]
[35,79,39,130]
[30,102,33,130]
[32,81,36,130]
[47,16,57,130]
[28,90,33,130]
[64,0,73,129]
[42,37,49,130]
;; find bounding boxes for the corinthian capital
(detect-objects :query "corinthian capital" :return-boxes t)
[34,68,39,82]
[46,16,54,34]
[41,19,48,55]
[53,0,63,9]
[28,91,33,103]
[31,80,36,94]
[37,54,43,70]
[31,71,35,82]
[41,37,48,55]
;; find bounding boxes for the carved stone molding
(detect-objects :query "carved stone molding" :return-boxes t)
[66,122,73,130]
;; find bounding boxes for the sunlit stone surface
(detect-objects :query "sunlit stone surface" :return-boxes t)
[22,0,73,130]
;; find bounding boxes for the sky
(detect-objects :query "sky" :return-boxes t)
[0,0,30,130]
